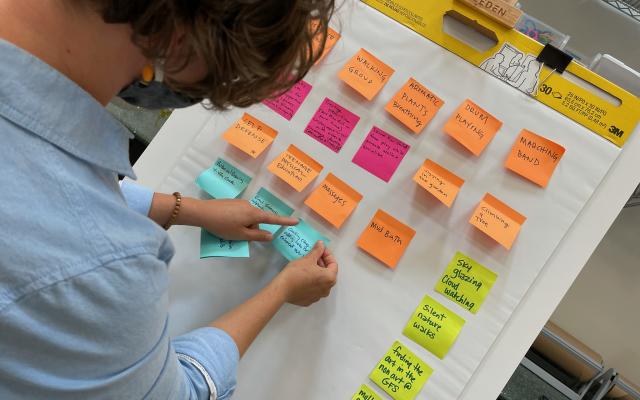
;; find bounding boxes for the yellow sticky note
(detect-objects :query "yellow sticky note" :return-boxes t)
[267,145,323,192]
[311,20,341,63]
[304,173,363,228]
[435,251,497,314]
[338,48,395,101]
[505,129,566,187]
[352,384,383,400]
[369,341,433,400]
[402,295,465,359]
[222,113,277,158]
[469,193,526,250]
[413,159,464,207]
[357,210,416,269]
[444,99,502,155]
[385,77,444,134]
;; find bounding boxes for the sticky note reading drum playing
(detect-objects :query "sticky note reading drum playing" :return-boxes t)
[386,77,444,134]
[304,173,363,228]
[413,159,464,207]
[444,99,502,155]
[273,219,329,261]
[268,145,323,192]
[263,79,312,121]
[222,113,277,158]
[352,127,410,183]
[469,193,526,250]
[505,129,566,187]
[195,158,251,199]
[338,48,394,100]
[357,209,416,269]
[304,97,360,153]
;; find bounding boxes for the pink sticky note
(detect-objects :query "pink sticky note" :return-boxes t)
[263,80,313,121]
[304,97,360,153]
[352,127,410,182]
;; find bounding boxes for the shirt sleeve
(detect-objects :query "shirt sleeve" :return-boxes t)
[120,179,154,216]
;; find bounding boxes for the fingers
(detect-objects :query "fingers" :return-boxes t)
[255,210,298,227]
[242,228,273,242]
[305,240,325,262]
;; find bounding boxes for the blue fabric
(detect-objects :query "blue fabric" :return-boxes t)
[0,39,238,400]
[120,180,155,216]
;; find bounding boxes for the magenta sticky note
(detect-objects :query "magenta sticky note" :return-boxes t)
[263,80,313,121]
[304,98,360,153]
[352,127,410,182]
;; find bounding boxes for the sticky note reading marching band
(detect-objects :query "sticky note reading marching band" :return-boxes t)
[200,229,249,258]
[352,127,410,182]
[263,79,313,121]
[304,173,363,228]
[352,384,383,400]
[267,145,323,192]
[385,78,444,134]
[505,129,566,187]
[444,99,503,155]
[469,193,526,250]
[402,294,465,359]
[195,158,252,199]
[357,209,416,269]
[249,187,295,234]
[222,113,277,158]
[369,341,433,400]
[304,97,360,153]
[435,252,497,314]
[311,20,341,63]
[413,159,464,207]
[272,219,329,261]
[338,48,395,100]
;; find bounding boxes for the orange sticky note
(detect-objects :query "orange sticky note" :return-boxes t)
[469,193,526,250]
[413,159,464,207]
[222,113,277,158]
[304,173,363,228]
[505,129,566,187]
[444,99,502,155]
[338,48,394,101]
[267,145,323,192]
[311,20,341,63]
[357,209,416,268]
[385,77,444,134]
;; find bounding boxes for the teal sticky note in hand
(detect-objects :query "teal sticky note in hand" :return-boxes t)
[196,158,252,199]
[272,219,329,261]
[249,187,295,234]
[200,229,249,258]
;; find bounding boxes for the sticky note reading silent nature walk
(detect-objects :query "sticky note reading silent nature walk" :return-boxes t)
[272,219,329,261]
[435,252,497,314]
[385,77,444,134]
[311,21,341,63]
[267,145,323,191]
[352,384,383,400]
[200,229,249,258]
[413,159,464,207]
[338,48,394,100]
[357,209,416,269]
[304,97,360,153]
[249,187,294,234]
[469,193,526,250]
[304,173,363,228]
[403,294,465,359]
[505,129,566,187]
[444,99,503,155]
[222,113,277,158]
[263,79,312,121]
[369,341,433,400]
[195,158,251,199]
[352,127,410,182]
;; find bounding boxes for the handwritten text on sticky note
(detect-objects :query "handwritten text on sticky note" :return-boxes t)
[249,187,294,234]
[352,127,410,182]
[263,79,312,121]
[195,158,251,199]
[304,173,363,228]
[469,193,526,250]
[200,229,249,258]
[444,99,502,155]
[352,384,382,400]
[357,209,416,269]
[385,78,444,134]
[505,129,565,187]
[304,97,360,153]
[267,145,323,192]
[272,219,329,261]
[222,113,277,158]
[413,159,464,207]
[312,21,341,63]
[338,48,395,100]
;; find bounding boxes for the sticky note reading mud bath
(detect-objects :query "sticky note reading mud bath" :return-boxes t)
[267,145,323,192]
[338,48,394,100]
[304,173,363,228]
[469,193,526,250]
[356,209,416,269]
[444,99,502,155]
[505,129,566,187]
[385,78,444,134]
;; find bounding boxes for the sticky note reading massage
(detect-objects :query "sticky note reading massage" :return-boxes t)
[195,158,251,199]
[249,187,294,234]
[352,127,410,182]
[267,145,323,192]
[222,113,277,158]
[444,99,502,155]
[413,159,464,207]
[385,77,444,134]
[505,129,566,187]
[369,341,433,400]
[351,384,382,400]
[338,48,394,100]
[304,97,360,153]
[263,79,312,121]
[272,219,329,261]
[311,21,340,63]
[304,173,363,228]
[200,229,249,258]
[357,209,416,269]
[469,193,526,250]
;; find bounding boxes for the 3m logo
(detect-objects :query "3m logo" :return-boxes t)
[609,125,625,138]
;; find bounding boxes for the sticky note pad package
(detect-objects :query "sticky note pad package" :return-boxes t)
[222,113,278,158]
[305,173,363,228]
[505,129,566,187]
[273,219,329,261]
[385,77,444,134]
[304,97,360,153]
[444,99,503,155]
[357,209,416,268]
[196,158,252,199]
[352,127,410,182]
[469,193,526,250]
[352,384,382,400]
[338,48,394,100]
[263,79,313,121]
[249,187,295,234]
[268,145,324,191]
[200,229,249,258]
[413,159,464,207]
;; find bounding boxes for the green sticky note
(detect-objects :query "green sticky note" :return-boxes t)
[402,295,465,359]
[352,384,383,400]
[369,341,433,400]
[249,187,294,234]
[434,251,497,314]
[200,229,249,258]
[272,219,329,261]
[196,158,252,199]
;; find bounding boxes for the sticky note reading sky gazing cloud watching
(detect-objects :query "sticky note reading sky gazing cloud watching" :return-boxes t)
[272,219,329,261]
[444,99,503,155]
[338,48,394,100]
[413,159,464,207]
[200,229,249,259]
[263,79,312,121]
[267,145,323,192]
[385,77,444,134]
[505,129,566,187]
[469,193,526,250]
[222,113,277,158]
[352,384,383,400]
[304,173,363,228]
[357,209,416,269]
[304,97,360,153]
[352,127,410,183]
[195,158,251,199]
[249,187,294,234]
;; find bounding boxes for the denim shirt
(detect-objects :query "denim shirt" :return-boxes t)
[0,39,238,399]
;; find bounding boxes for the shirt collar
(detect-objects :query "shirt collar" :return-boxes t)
[0,39,136,178]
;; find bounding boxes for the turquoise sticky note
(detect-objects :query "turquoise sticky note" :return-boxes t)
[272,219,329,261]
[200,229,249,258]
[196,158,252,199]
[249,187,295,234]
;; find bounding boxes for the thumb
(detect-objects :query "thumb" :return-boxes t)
[304,240,325,262]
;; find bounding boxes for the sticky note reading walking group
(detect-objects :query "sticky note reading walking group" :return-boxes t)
[263,79,312,121]
[200,229,249,258]
[273,219,329,261]
[470,193,526,250]
[403,295,465,359]
[413,159,464,207]
[386,78,444,134]
[505,129,566,187]
[369,341,433,400]
[435,252,497,314]
[444,99,503,155]
[352,384,382,400]
[249,187,294,234]
[222,113,277,158]
[311,21,341,63]
[268,145,323,191]
[338,48,394,100]
[352,127,410,182]
[304,173,363,228]
[304,97,360,153]
[196,158,251,199]
[357,209,416,269]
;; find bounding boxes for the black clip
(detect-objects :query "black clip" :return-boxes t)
[534,44,574,96]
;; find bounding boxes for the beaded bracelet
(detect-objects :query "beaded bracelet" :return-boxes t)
[163,192,182,230]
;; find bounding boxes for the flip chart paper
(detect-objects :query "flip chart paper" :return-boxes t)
[267,145,323,192]
[352,127,410,182]
[338,48,394,100]
[402,294,465,359]
[312,21,341,63]
[351,384,382,400]
[200,229,249,258]
[385,77,444,134]
[222,113,278,158]
[413,159,464,207]
[444,99,503,155]
[469,193,527,250]
[195,158,251,199]
[249,187,295,234]
[304,97,360,153]
[505,129,566,187]
[304,173,363,228]
[272,219,329,261]
[263,80,313,121]
[435,251,498,314]
[369,340,433,400]
[356,209,416,269]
